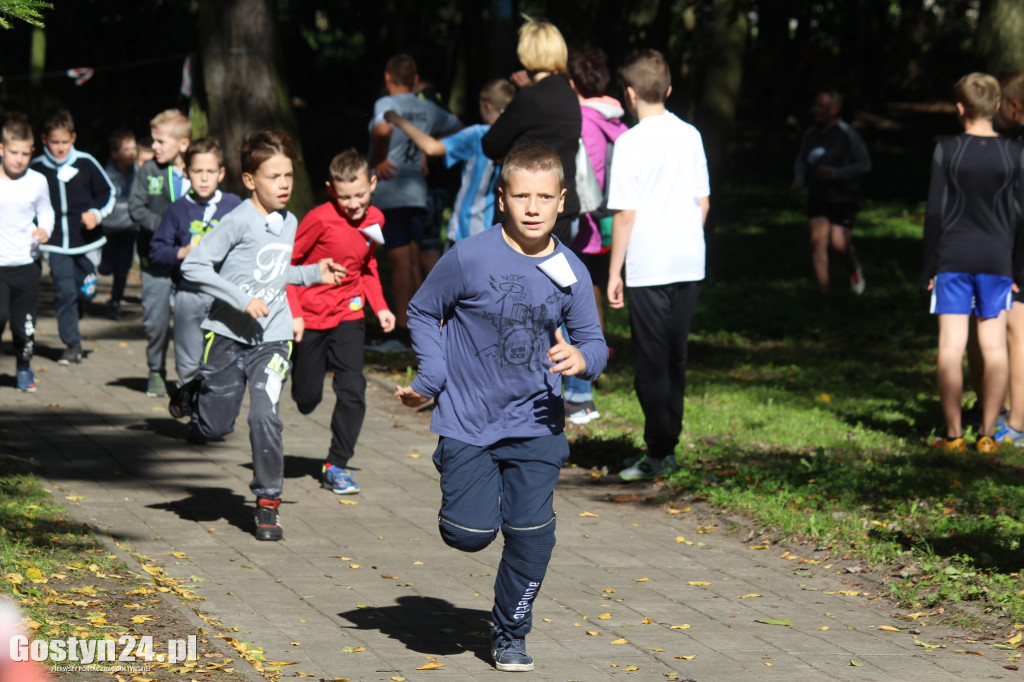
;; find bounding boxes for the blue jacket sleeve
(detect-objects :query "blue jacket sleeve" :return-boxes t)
[149,203,185,267]
[407,250,464,398]
[562,266,608,382]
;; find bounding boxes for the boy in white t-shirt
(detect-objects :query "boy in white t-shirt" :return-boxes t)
[606,49,710,481]
[0,119,55,392]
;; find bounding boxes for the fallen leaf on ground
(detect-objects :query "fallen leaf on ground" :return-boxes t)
[850,660,863,666]
[688,581,711,586]
[406,453,422,458]
[755,619,792,626]
[643,617,653,624]
[609,638,628,645]
[579,512,600,517]
[598,613,612,620]
[737,594,761,599]
[749,544,770,550]
[586,631,600,636]
[879,625,901,632]
[1006,632,1023,646]
[635,577,649,582]
[819,626,830,631]
[603,588,615,593]
[416,662,444,670]
[339,500,358,505]
[670,624,691,630]
[624,666,639,671]
[675,655,696,660]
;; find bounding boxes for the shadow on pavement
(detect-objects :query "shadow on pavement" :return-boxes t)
[338,595,492,664]
[146,486,253,536]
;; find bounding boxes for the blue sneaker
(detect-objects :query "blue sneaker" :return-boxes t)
[322,464,359,494]
[15,367,36,393]
[1000,422,1024,447]
[491,631,533,672]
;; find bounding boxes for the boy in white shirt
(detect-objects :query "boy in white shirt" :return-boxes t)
[606,49,710,481]
[0,119,55,392]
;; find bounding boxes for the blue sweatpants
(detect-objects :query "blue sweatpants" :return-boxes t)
[432,433,569,639]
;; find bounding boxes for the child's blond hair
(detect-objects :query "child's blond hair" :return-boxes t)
[955,72,1001,121]
[328,149,370,184]
[480,79,516,112]
[150,109,192,141]
[516,16,567,74]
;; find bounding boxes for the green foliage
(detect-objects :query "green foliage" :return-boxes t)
[0,0,50,29]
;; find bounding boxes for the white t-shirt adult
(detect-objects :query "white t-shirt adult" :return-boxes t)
[0,168,54,267]
[607,111,709,287]
[369,93,461,210]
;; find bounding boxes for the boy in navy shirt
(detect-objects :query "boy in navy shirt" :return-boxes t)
[396,144,607,672]
[923,73,1024,454]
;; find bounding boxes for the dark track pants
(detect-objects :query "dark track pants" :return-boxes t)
[290,320,366,468]
[626,281,701,458]
[432,433,569,639]
[0,261,41,366]
[47,252,96,349]
[193,334,292,499]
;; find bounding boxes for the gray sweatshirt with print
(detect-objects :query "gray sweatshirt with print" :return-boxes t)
[181,200,321,345]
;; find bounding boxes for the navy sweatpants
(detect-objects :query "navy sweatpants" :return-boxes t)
[193,334,292,500]
[432,433,569,639]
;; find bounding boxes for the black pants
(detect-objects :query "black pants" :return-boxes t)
[627,281,701,458]
[0,261,41,367]
[290,320,366,468]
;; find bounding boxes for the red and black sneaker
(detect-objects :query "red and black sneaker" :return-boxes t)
[254,498,283,541]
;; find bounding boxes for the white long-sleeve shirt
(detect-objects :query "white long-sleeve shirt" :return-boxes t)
[0,169,55,267]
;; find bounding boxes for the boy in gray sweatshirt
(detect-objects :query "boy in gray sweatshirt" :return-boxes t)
[180,130,343,541]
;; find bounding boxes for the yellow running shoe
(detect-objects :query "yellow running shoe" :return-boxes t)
[976,436,999,454]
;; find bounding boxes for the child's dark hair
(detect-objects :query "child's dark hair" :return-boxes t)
[328,148,370,184]
[240,129,296,176]
[108,128,135,152]
[42,109,75,136]
[2,117,33,145]
[621,49,671,104]
[568,47,612,100]
[385,54,417,88]
[500,143,564,189]
[185,137,224,168]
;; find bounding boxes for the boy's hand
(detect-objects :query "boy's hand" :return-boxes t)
[81,212,99,230]
[293,317,305,342]
[547,328,586,376]
[319,258,346,285]
[246,298,269,318]
[510,70,532,88]
[395,384,431,408]
[927,278,934,291]
[375,158,397,180]
[378,310,396,333]
[177,242,195,260]
[383,110,401,124]
[607,274,625,309]
[31,227,49,243]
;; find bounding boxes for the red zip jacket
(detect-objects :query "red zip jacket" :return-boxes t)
[287,202,389,330]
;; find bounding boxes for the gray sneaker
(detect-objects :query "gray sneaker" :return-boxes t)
[146,371,167,398]
[619,455,678,481]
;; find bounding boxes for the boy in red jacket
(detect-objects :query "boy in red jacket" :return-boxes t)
[287,149,395,494]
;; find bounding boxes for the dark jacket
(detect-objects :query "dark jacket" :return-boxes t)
[129,158,188,272]
[31,146,115,254]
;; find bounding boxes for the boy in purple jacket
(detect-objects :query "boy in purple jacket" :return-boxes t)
[395,144,607,672]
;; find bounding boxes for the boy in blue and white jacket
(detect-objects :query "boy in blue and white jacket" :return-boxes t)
[395,144,607,673]
[30,110,115,365]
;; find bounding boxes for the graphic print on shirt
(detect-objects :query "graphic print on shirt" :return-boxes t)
[242,243,292,304]
[480,273,566,374]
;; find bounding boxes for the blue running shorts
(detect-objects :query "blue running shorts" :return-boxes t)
[930,272,1013,319]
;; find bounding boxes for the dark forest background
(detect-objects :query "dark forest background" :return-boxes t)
[2,0,1022,212]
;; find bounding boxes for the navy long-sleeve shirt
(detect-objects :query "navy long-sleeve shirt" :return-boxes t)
[150,190,242,291]
[921,134,1024,289]
[408,226,608,446]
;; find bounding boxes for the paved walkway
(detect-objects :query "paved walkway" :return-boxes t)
[0,277,1018,681]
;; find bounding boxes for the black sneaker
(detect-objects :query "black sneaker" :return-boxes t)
[254,498,283,541]
[491,630,533,672]
[105,300,122,320]
[168,379,197,419]
[58,347,83,365]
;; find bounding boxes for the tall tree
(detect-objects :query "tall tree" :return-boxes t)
[977,0,1024,75]
[199,0,313,212]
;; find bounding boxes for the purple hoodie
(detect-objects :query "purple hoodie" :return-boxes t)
[574,97,629,254]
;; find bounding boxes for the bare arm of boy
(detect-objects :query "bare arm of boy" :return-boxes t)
[383,111,448,157]
[370,123,398,180]
[700,196,710,226]
[607,210,635,309]
[547,327,586,376]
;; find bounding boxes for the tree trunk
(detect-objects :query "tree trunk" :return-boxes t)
[199,0,313,214]
[696,0,748,191]
[977,0,1024,76]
